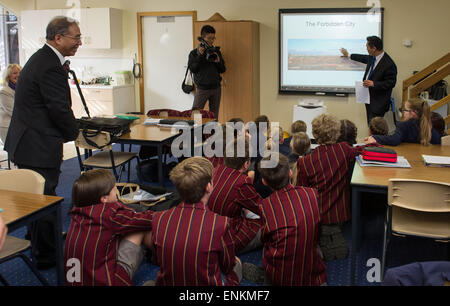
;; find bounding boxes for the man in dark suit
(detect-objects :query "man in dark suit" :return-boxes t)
[341,36,397,124]
[4,16,81,268]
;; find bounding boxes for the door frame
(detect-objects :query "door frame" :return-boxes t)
[137,11,197,113]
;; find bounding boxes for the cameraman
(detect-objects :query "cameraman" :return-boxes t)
[188,25,225,119]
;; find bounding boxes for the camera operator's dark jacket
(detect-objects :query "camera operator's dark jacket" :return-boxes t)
[188,48,226,90]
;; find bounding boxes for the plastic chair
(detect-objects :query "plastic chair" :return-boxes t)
[441,135,450,146]
[75,130,140,182]
[146,109,182,118]
[0,169,50,286]
[381,179,450,280]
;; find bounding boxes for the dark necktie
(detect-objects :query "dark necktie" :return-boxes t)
[63,60,70,73]
[368,56,375,79]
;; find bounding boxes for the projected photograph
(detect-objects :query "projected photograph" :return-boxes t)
[288,39,367,71]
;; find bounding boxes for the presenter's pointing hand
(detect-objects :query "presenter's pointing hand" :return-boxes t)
[340,48,349,57]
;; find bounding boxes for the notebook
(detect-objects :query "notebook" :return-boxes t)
[422,154,450,167]
[356,155,411,168]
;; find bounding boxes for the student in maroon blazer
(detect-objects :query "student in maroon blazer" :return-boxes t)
[208,138,263,254]
[64,170,154,286]
[152,157,242,286]
[243,153,326,286]
[296,114,362,261]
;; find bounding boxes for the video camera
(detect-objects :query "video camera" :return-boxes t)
[198,37,220,62]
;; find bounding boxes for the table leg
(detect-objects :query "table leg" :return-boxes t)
[351,186,361,286]
[54,205,64,286]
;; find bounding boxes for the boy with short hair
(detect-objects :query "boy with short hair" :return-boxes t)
[208,138,263,254]
[244,153,326,286]
[296,114,361,261]
[65,169,154,286]
[152,157,242,286]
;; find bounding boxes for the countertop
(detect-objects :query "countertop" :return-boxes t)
[69,83,134,89]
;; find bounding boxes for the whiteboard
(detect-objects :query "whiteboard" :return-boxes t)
[142,15,194,112]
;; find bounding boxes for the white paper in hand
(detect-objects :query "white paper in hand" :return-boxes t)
[355,81,370,104]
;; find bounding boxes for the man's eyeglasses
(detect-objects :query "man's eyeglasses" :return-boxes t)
[61,34,82,42]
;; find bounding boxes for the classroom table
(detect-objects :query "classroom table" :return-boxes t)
[118,115,215,186]
[0,189,64,286]
[350,143,450,285]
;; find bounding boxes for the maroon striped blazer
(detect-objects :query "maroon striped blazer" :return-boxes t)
[260,184,326,286]
[208,165,263,252]
[296,142,361,224]
[64,202,153,286]
[152,202,240,286]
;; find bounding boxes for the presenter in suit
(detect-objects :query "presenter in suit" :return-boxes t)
[341,36,397,124]
[4,16,81,268]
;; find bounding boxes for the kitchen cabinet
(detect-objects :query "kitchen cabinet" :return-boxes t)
[70,84,135,118]
[20,8,122,62]
[193,19,260,123]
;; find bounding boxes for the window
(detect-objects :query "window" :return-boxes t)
[0,6,19,72]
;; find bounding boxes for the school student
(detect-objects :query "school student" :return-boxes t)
[431,112,446,137]
[284,120,307,149]
[243,153,326,286]
[365,98,441,146]
[64,169,154,286]
[289,132,311,185]
[296,114,362,261]
[208,138,263,254]
[152,157,242,286]
[369,116,389,136]
[337,119,358,146]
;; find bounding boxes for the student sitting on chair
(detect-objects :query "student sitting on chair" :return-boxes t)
[64,169,154,286]
[243,153,326,286]
[365,98,441,146]
[369,116,389,136]
[152,157,242,286]
[208,138,263,254]
[337,119,358,146]
[295,114,362,261]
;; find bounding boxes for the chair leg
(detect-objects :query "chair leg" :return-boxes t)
[19,254,50,286]
[381,208,391,281]
[0,272,10,286]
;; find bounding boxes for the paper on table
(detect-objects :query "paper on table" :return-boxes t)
[422,154,450,167]
[356,155,411,168]
[355,81,370,104]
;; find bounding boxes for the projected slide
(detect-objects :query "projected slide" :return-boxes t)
[279,8,383,94]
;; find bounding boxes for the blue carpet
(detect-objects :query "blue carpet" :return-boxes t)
[1,145,447,286]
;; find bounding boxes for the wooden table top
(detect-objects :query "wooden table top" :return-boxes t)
[119,115,215,143]
[0,189,63,225]
[351,143,450,188]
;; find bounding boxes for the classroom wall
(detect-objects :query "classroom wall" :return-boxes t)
[5,0,450,140]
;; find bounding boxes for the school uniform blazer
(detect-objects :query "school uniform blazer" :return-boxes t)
[208,164,263,252]
[260,184,326,286]
[64,202,154,286]
[152,202,240,286]
[351,52,397,115]
[296,142,362,224]
[4,44,78,168]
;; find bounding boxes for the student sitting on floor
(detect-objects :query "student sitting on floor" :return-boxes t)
[208,138,263,254]
[365,98,441,146]
[289,132,311,185]
[337,119,358,146]
[152,157,242,286]
[295,114,362,261]
[284,120,307,149]
[243,153,326,286]
[369,116,389,136]
[64,169,154,286]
